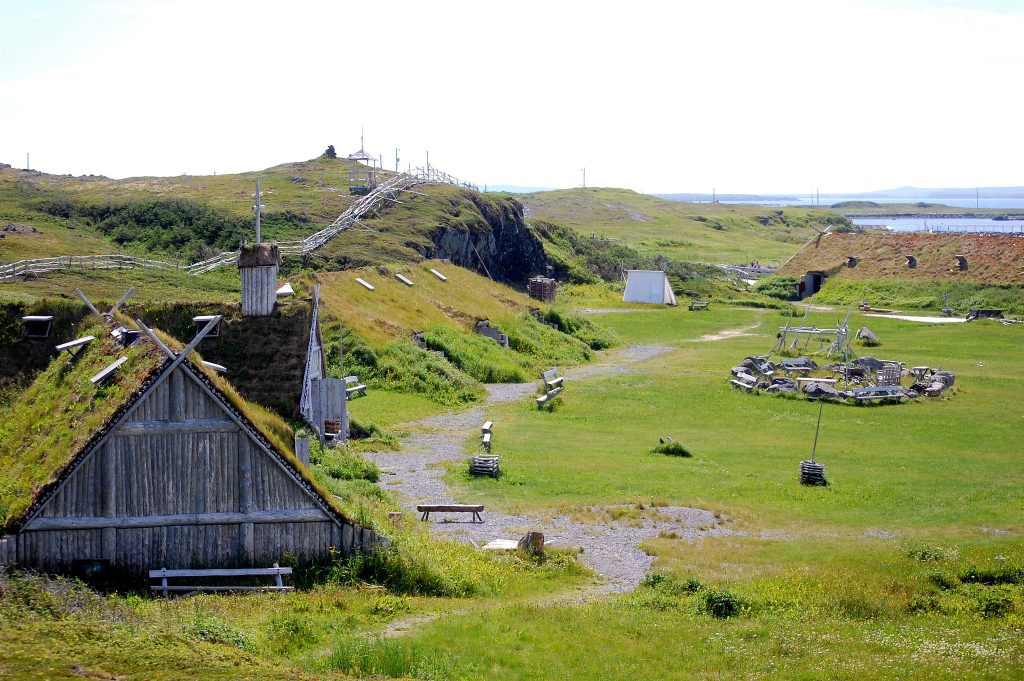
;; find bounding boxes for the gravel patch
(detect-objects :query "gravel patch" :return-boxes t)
[363,344,728,593]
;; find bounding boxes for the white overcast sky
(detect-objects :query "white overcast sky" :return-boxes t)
[1,0,1022,194]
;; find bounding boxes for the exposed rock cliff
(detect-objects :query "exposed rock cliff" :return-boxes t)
[318,185,549,285]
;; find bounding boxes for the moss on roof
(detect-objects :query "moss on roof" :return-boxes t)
[0,326,166,531]
[0,319,349,534]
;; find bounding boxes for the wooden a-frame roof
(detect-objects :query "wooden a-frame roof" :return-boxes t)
[0,319,349,534]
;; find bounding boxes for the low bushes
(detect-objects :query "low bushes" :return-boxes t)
[652,441,692,457]
[753,276,800,301]
[339,328,485,406]
[543,308,620,349]
[422,325,530,383]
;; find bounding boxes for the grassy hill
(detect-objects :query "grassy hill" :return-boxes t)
[517,187,847,264]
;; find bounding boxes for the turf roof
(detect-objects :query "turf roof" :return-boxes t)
[0,319,349,534]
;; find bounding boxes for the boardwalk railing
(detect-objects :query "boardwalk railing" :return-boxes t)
[1,167,472,282]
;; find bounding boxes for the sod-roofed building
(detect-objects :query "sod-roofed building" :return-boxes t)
[0,322,382,575]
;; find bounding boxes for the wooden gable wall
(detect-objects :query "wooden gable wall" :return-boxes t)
[8,363,382,575]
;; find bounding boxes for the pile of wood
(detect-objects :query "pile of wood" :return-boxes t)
[528,276,557,303]
[470,455,500,477]
[799,460,827,486]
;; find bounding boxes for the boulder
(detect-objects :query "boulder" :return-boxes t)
[852,356,885,374]
[855,327,878,342]
[802,381,840,398]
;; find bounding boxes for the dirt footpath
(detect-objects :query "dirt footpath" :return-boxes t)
[363,344,732,593]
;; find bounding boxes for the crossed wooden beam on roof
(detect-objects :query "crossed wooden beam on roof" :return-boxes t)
[135,316,222,375]
[75,286,136,319]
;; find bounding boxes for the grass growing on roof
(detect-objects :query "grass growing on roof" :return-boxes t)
[0,326,165,530]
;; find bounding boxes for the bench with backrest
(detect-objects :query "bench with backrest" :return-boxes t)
[417,504,484,523]
[150,564,293,597]
[344,375,368,399]
[689,300,710,311]
[541,368,564,390]
[537,369,565,408]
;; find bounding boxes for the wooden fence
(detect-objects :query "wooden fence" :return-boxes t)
[2,167,471,283]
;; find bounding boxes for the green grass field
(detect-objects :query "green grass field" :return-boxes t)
[2,296,1023,679]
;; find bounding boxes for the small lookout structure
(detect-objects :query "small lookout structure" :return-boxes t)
[347,131,377,195]
[0,320,383,575]
[623,270,677,306]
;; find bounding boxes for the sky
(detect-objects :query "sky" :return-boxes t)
[1,0,1022,194]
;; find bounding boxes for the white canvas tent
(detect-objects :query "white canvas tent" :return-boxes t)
[623,270,677,306]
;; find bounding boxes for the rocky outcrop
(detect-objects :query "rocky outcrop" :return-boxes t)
[427,192,548,285]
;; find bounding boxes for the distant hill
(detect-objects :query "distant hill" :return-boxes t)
[655,193,800,202]
[518,187,846,265]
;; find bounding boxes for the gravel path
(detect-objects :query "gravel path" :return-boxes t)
[363,344,731,593]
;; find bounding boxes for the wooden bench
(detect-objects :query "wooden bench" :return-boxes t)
[541,368,564,390]
[344,375,367,400]
[536,385,563,408]
[417,504,484,523]
[689,300,710,311]
[150,563,293,597]
[55,335,95,359]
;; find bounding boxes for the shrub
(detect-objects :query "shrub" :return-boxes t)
[186,613,254,652]
[906,542,958,562]
[338,328,484,406]
[699,589,742,618]
[975,588,1014,618]
[543,309,620,350]
[652,441,692,457]
[499,313,593,367]
[927,569,959,590]
[754,276,801,301]
[310,439,379,482]
[959,564,1024,586]
[423,325,530,383]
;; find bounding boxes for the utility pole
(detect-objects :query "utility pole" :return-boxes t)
[712,187,716,203]
[581,168,586,187]
[253,178,264,245]
[395,148,400,173]
[26,153,29,171]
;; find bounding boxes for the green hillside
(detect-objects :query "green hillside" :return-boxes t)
[517,187,847,264]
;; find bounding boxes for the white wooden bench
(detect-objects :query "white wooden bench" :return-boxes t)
[730,373,757,391]
[55,335,95,358]
[150,563,293,597]
[481,421,494,450]
[344,375,367,399]
[417,504,484,523]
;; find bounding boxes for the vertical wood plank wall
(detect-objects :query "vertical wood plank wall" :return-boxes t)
[240,265,278,316]
[7,365,383,574]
